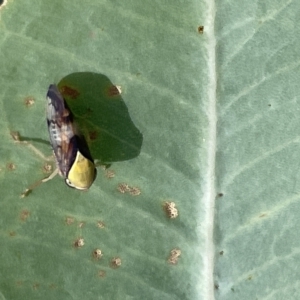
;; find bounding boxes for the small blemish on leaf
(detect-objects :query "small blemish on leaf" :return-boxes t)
[33,283,40,290]
[129,186,141,196]
[98,270,106,278]
[259,213,267,218]
[247,275,253,280]
[100,163,111,170]
[163,201,178,219]
[198,25,204,34]
[43,163,52,174]
[60,85,80,99]
[117,183,130,194]
[217,193,224,197]
[78,222,85,228]
[20,210,30,221]
[88,130,98,141]
[97,221,105,228]
[65,217,75,225]
[107,85,122,97]
[214,283,219,290]
[168,248,181,265]
[74,237,84,248]
[110,257,121,269]
[219,250,224,255]
[105,169,115,179]
[117,183,141,196]
[24,97,35,107]
[6,162,16,171]
[92,248,103,260]
[9,231,16,237]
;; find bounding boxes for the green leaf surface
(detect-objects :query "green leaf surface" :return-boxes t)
[1,0,297,299]
[215,0,300,299]
[0,1,203,300]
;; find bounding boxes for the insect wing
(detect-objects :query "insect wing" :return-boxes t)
[46,84,77,177]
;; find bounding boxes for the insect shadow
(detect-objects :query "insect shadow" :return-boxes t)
[58,72,143,163]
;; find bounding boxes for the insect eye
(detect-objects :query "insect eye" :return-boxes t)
[65,178,76,189]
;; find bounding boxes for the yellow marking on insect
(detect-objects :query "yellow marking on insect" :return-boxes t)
[66,151,96,190]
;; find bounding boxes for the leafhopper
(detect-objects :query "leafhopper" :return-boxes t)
[20,84,97,196]
[46,84,97,190]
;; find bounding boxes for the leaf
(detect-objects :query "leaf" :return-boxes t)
[2,0,296,299]
[0,1,203,300]
[215,1,300,299]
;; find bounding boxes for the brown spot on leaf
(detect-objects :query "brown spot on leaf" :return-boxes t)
[98,270,106,278]
[92,249,103,260]
[129,186,141,196]
[117,183,141,196]
[168,248,181,265]
[198,26,204,34]
[117,183,130,194]
[78,222,85,228]
[6,162,16,171]
[97,221,105,228]
[60,85,80,99]
[74,237,84,248]
[105,169,115,179]
[89,130,98,141]
[110,257,121,269]
[43,163,52,174]
[107,85,122,97]
[65,217,75,225]
[20,210,30,221]
[163,201,178,219]
[24,97,35,107]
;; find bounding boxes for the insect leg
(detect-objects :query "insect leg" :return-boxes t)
[41,168,59,183]
[20,168,59,198]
